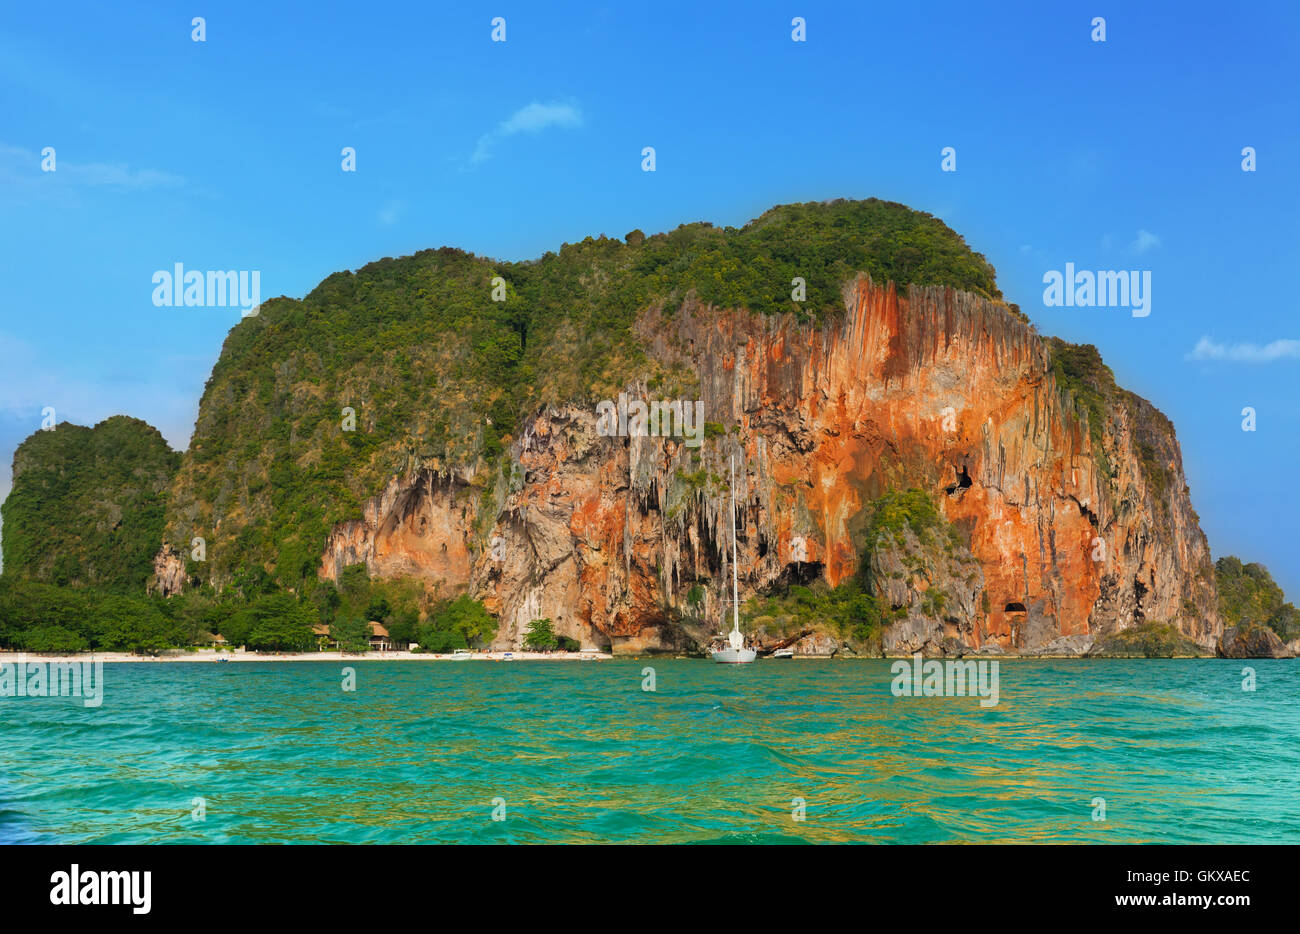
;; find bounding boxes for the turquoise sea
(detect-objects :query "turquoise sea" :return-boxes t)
[1,659,1297,844]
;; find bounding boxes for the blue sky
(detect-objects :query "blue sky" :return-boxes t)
[1,1,1297,596]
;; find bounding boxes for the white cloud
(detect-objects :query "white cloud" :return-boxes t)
[470,101,583,164]
[62,161,184,189]
[1187,336,1300,363]
[0,142,184,190]
[1129,229,1161,254]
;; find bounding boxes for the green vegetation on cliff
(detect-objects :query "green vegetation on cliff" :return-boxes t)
[745,579,884,646]
[858,487,963,557]
[615,198,1001,321]
[1,417,179,592]
[745,488,968,649]
[1215,556,1300,642]
[1047,339,1114,478]
[169,247,519,591]
[1047,337,1188,519]
[1090,621,1205,657]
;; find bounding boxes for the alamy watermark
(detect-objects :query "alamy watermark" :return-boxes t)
[1042,263,1150,317]
[50,864,150,914]
[0,655,104,708]
[890,653,999,707]
[152,264,261,316]
[596,393,705,448]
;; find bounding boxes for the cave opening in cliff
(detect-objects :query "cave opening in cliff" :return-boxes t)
[1004,602,1027,614]
[944,464,973,496]
[777,560,824,588]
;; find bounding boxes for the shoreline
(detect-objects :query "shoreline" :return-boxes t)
[0,649,612,664]
[0,649,1284,663]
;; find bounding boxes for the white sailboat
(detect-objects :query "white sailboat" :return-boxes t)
[713,456,757,664]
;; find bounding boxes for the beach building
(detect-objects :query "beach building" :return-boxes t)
[367,621,393,652]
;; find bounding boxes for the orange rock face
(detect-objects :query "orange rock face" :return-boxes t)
[321,471,476,587]
[320,278,1220,655]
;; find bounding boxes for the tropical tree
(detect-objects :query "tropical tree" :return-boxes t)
[524,618,559,651]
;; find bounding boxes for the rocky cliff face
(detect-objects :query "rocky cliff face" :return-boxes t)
[317,277,1220,655]
[868,519,988,657]
[319,467,482,587]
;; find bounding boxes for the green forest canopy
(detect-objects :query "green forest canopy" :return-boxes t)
[0,416,179,592]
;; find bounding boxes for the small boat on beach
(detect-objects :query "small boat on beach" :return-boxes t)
[771,647,795,659]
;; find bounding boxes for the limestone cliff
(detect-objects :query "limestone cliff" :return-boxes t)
[318,277,1221,655]
[2,416,179,593]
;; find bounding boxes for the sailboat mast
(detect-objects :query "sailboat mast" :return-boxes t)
[731,456,739,633]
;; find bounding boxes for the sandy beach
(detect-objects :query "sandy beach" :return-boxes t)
[0,648,612,664]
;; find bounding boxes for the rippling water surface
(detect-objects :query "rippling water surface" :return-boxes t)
[2,659,1298,843]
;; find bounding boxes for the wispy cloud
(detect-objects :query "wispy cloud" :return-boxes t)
[470,101,583,164]
[1099,230,1161,254]
[0,142,184,190]
[1129,229,1161,254]
[1187,336,1300,363]
[0,331,202,445]
[378,199,404,225]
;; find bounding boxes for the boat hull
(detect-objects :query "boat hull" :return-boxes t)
[711,648,757,664]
